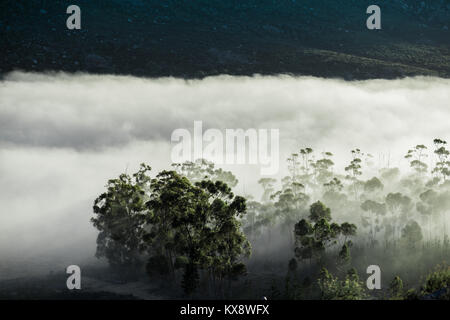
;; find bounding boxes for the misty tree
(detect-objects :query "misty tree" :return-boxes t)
[246,137,450,300]
[287,153,301,182]
[401,220,423,250]
[324,177,344,193]
[242,200,276,244]
[299,147,315,190]
[380,167,401,182]
[323,177,347,205]
[345,149,363,200]
[91,164,152,274]
[92,163,249,296]
[271,182,309,247]
[144,171,250,296]
[258,178,277,203]
[385,192,413,242]
[293,201,356,266]
[432,139,450,182]
[172,158,238,188]
[299,148,314,176]
[311,152,335,185]
[416,189,438,241]
[405,144,428,174]
[88,135,450,300]
[363,177,384,194]
[364,153,375,169]
[360,200,386,246]
[432,189,450,242]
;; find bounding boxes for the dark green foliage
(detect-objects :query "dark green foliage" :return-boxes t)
[318,268,366,300]
[309,201,331,223]
[404,289,420,300]
[92,163,250,296]
[88,137,450,300]
[145,171,250,295]
[294,202,356,265]
[91,164,152,272]
[421,265,450,300]
[389,276,404,298]
[338,242,351,265]
[172,158,238,187]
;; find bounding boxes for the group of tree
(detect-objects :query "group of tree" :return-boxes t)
[91,137,450,299]
[240,138,449,299]
[92,162,250,297]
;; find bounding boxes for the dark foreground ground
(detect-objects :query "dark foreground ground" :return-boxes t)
[1,0,449,80]
[0,266,162,300]
[0,266,277,300]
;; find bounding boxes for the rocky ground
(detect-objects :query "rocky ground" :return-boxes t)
[1,0,449,79]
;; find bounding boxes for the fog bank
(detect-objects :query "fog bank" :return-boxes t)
[0,72,449,279]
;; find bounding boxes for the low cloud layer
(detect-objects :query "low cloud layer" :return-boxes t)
[0,72,449,279]
[1,72,449,154]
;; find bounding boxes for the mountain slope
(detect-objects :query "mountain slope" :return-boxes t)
[1,0,449,79]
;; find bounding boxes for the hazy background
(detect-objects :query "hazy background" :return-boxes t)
[0,72,449,279]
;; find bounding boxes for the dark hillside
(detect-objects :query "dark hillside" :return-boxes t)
[1,0,449,79]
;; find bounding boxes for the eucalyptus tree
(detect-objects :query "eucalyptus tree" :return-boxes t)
[271,182,310,247]
[287,153,301,182]
[172,158,238,188]
[432,139,450,182]
[360,200,387,246]
[324,177,344,193]
[385,192,413,243]
[380,167,400,183]
[258,177,277,203]
[323,177,348,207]
[311,152,335,186]
[401,220,423,250]
[194,181,251,297]
[299,148,314,176]
[318,268,366,300]
[432,189,450,243]
[363,177,384,195]
[91,164,152,274]
[93,163,250,296]
[145,170,250,296]
[299,147,315,190]
[242,200,275,243]
[241,200,260,241]
[293,201,356,267]
[336,223,357,269]
[405,144,429,174]
[345,149,364,200]
[285,152,308,194]
[416,189,438,241]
